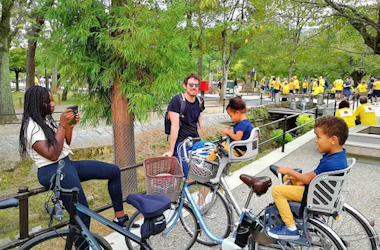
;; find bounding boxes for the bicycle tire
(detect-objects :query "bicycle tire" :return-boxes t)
[317,204,377,250]
[19,228,112,250]
[125,202,199,250]
[251,218,346,250]
[186,181,232,246]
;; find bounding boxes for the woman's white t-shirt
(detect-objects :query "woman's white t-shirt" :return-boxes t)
[26,119,73,168]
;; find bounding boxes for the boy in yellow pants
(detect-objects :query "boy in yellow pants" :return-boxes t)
[267,116,348,240]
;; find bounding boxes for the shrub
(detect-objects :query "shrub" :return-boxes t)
[296,114,315,135]
[270,129,293,144]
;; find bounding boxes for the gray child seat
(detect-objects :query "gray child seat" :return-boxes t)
[228,127,260,162]
[306,158,356,215]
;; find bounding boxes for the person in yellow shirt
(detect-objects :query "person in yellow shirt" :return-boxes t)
[333,77,344,99]
[302,79,308,94]
[312,79,318,94]
[288,78,294,93]
[269,76,275,98]
[273,77,281,94]
[357,81,368,97]
[335,100,356,128]
[318,76,325,87]
[355,97,377,125]
[261,76,266,94]
[371,78,380,105]
[281,80,290,95]
[313,85,324,96]
[293,76,300,94]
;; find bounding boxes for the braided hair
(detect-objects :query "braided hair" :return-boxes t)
[19,86,57,158]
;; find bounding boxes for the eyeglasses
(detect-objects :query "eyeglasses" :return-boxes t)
[188,83,200,88]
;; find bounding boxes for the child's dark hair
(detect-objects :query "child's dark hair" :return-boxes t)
[338,100,350,109]
[226,96,246,112]
[315,116,348,145]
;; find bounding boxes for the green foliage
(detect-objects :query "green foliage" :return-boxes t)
[296,114,315,135]
[270,129,293,144]
[204,135,217,142]
[9,47,27,74]
[42,0,192,124]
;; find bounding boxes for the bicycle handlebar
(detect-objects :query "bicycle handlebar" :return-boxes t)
[181,137,200,163]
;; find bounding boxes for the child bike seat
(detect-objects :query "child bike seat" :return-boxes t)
[126,194,171,219]
[240,174,272,195]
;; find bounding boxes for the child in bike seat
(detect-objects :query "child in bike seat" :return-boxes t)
[207,96,253,161]
[268,116,348,240]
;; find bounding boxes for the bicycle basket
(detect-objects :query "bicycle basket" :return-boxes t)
[144,157,183,202]
[188,156,217,183]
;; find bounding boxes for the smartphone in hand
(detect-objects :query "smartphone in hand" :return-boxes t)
[67,105,78,126]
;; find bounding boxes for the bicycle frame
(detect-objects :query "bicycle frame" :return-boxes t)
[62,188,151,250]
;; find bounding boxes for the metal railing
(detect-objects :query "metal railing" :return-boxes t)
[0,97,339,250]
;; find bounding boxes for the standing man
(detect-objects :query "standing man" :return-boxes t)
[163,73,205,175]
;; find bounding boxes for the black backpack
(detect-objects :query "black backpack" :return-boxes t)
[164,93,203,139]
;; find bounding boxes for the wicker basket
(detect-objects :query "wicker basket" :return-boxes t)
[188,156,217,183]
[144,157,183,202]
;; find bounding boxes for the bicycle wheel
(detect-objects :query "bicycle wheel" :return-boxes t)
[125,202,199,250]
[187,181,232,246]
[19,229,112,250]
[251,219,346,250]
[317,204,377,250]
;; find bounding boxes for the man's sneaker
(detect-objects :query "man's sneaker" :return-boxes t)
[113,214,139,228]
[267,224,300,240]
[203,212,217,219]
[199,205,216,219]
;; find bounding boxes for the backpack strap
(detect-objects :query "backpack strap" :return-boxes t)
[179,93,186,119]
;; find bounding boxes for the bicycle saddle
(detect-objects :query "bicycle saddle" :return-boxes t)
[126,194,171,219]
[239,175,272,195]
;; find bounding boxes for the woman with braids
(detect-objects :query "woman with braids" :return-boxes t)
[19,85,133,231]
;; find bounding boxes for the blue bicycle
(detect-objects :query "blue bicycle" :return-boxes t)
[17,160,171,250]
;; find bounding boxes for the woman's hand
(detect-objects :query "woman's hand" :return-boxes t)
[69,112,80,128]
[59,109,74,128]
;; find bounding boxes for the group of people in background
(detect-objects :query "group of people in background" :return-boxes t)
[260,75,380,105]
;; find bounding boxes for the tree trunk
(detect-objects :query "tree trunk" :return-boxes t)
[51,64,58,94]
[25,39,37,89]
[0,1,16,123]
[61,87,68,101]
[15,71,19,92]
[111,79,138,196]
[26,15,45,89]
[220,29,228,101]
[351,70,366,87]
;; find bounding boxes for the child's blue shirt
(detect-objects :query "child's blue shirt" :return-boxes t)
[314,149,348,175]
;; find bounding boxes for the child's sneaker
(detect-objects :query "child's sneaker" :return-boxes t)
[267,224,300,240]
[113,214,139,228]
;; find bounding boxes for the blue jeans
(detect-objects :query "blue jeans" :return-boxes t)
[174,141,191,177]
[37,157,123,228]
